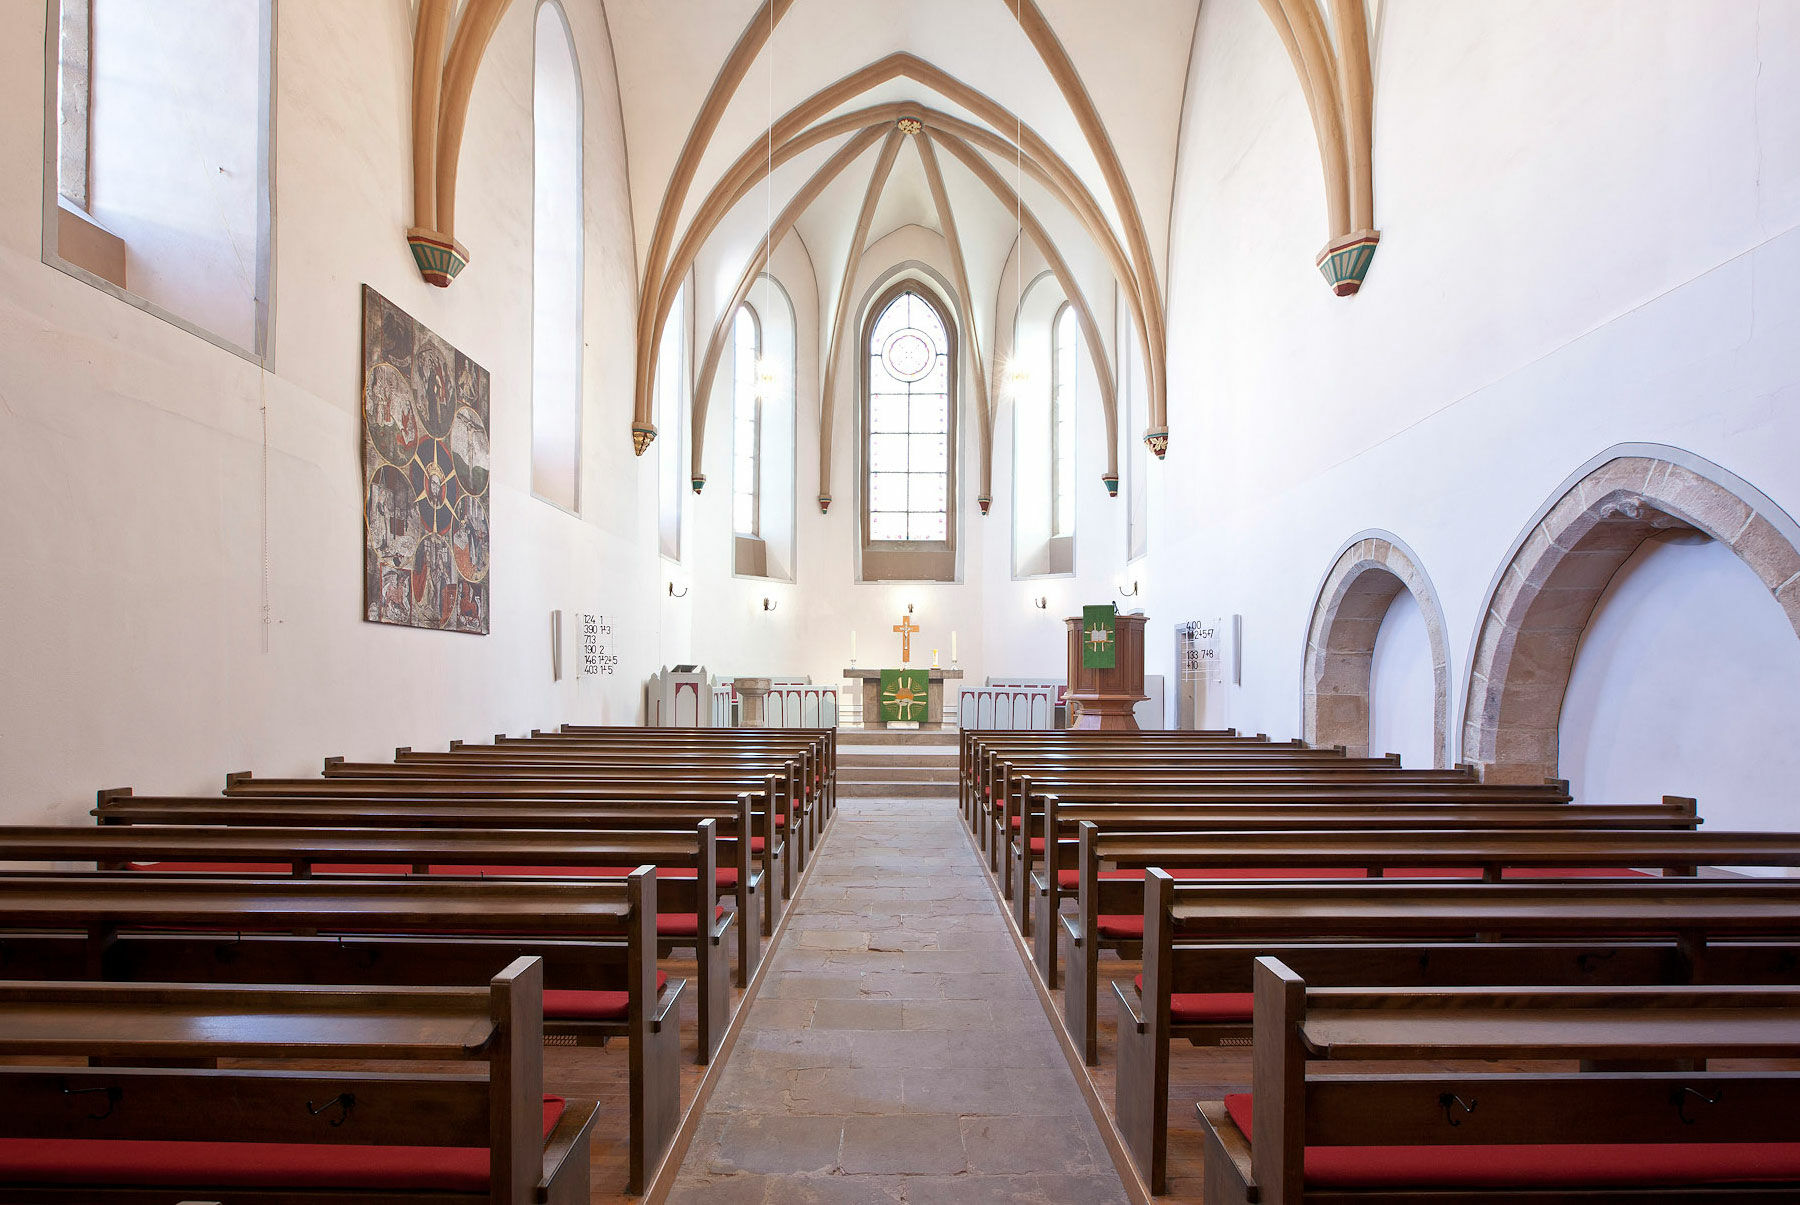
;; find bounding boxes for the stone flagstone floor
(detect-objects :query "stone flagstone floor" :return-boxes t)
[668,793,1129,1203]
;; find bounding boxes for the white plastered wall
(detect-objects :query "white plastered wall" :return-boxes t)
[0,2,655,822]
[1148,0,1800,816]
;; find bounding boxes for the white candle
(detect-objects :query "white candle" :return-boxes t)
[952,631,958,662]
[851,631,857,660]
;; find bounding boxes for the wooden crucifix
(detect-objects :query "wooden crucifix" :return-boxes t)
[892,613,920,664]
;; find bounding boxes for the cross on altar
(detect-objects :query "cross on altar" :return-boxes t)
[892,613,920,663]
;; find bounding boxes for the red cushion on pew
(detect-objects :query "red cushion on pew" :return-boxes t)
[545,973,668,1022]
[660,866,741,891]
[656,905,729,939]
[1222,1095,1800,1189]
[1133,975,1252,1024]
[133,862,415,876]
[1055,869,1142,890]
[0,1097,565,1192]
[751,837,766,855]
[428,865,638,878]
[1096,914,1142,939]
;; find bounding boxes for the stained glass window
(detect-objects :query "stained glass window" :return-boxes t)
[866,289,952,543]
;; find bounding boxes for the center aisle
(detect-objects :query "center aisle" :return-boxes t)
[669,789,1129,1203]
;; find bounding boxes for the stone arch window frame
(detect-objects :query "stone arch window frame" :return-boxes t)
[39,0,278,364]
[529,0,584,516]
[1300,529,1454,768]
[1049,299,1078,539]
[1460,443,1800,783]
[857,275,960,583]
[731,300,764,539]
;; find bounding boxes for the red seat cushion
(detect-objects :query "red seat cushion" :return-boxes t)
[656,904,728,939]
[0,1097,565,1192]
[1056,869,1141,890]
[750,837,766,855]
[1222,1095,1800,1189]
[134,862,415,876]
[1133,975,1252,1024]
[1096,914,1142,939]
[545,972,668,1022]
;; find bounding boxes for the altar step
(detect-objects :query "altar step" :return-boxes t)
[836,728,958,797]
[837,728,959,747]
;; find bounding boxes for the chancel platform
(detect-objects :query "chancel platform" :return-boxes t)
[842,667,964,726]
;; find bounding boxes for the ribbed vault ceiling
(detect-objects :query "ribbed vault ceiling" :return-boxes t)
[604,0,1204,493]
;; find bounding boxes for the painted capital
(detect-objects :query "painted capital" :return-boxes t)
[817,495,832,514]
[1144,429,1168,459]
[1102,473,1119,498]
[977,494,992,515]
[1316,229,1380,297]
[631,423,657,456]
[691,473,707,495]
[407,228,469,288]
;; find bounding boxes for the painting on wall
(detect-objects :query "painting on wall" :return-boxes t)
[361,285,491,634]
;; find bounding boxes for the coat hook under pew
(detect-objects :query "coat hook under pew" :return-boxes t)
[307,1093,356,1127]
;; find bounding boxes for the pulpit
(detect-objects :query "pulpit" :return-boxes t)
[843,667,964,726]
[1064,612,1148,730]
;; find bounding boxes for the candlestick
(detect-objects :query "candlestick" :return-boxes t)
[932,648,940,668]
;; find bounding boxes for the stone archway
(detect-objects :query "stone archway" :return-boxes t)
[1302,532,1453,766]
[1463,446,1800,783]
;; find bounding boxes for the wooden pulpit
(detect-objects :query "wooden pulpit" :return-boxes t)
[1064,612,1148,730]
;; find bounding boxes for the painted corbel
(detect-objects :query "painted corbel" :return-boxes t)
[1260,0,1380,296]
[408,0,514,287]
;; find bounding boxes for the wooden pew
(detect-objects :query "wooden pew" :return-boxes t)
[222,773,804,911]
[98,788,787,935]
[1119,874,1800,1192]
[1062,822,1800,1066]
[1201,958,1800,1204]
[0,822,742,1061]
[0,956,603,1203]
[380,744,828,858]
[994,778,1582,914]
[0,870,680,1191]
[1031,794,1703,983]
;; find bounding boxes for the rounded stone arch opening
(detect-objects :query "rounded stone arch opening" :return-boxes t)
[1302,531,1454,766]
[1462,445,1800,784]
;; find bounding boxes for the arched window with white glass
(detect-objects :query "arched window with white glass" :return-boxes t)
[1050,301,1078,538]
[731,304,762,538]
[860,283,957,581]
[530,0,583,513]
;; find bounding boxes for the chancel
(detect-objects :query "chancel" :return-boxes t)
[5,0,1800,1201]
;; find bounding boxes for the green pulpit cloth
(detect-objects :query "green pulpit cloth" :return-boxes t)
[880,668,929,722]
[1081,604,1117,669]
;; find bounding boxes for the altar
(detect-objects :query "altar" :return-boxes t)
[843,667,964,726]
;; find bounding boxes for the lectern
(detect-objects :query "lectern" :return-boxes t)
[1064,612,1148,730]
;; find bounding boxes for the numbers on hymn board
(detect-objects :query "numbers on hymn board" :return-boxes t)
[580,613,619,677]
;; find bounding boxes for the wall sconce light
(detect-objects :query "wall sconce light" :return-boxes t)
[1117,579,1140,598]
[1032,596,1048,610]
[761,597,778,612]
[667,581,688,598]
[906,602,915,615]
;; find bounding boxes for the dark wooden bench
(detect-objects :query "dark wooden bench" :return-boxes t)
[0,956,600,1203]
[99,788,786,935]
[1031,795,1703,983]
[224,771,805,909]
[0,870,679,1191]
[0,821,742,1062]
[1121,875,1800,1192]
[1061,822,1800,1066]
[1201,958,1800,1204]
